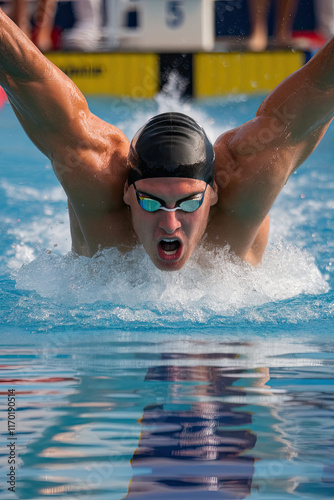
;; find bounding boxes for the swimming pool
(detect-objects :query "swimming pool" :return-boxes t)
[1,89,334,499]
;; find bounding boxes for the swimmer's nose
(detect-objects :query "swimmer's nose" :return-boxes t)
[158,210,181,234]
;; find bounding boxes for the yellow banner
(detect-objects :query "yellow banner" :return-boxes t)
[47,53,159,97]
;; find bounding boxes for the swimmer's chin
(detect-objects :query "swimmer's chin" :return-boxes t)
[152,252,187,272]
[154,259,186,272]
[153,249,189,271]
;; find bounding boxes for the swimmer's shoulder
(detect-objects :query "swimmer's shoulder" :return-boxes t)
[213,128,241,193]
[83,113,130,160]
[52,115,130,215]
[214,118,291,202]
[51,110,129,168]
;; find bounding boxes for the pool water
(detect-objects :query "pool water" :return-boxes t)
[0,89,334,499]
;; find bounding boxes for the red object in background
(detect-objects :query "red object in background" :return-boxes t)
[292,31,328,50]
[0,86,7,109]
[31,25,62,51]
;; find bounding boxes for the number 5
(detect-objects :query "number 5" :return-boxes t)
[166,1,185,28]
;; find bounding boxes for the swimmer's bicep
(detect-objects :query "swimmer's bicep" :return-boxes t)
[50,124,130,213]
[4,64,93,157]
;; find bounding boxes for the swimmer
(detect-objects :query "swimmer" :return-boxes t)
[1,8,334,271]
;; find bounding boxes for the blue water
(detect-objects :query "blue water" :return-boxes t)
[0,90,334,499]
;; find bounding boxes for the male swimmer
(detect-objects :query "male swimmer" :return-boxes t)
[1,8,334,271]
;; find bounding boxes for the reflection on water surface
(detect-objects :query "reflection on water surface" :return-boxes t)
[1,332,334,499]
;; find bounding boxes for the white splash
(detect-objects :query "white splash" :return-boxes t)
[14,242,328,326]
[118,71,228,145]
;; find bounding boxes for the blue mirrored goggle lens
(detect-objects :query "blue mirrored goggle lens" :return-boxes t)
[138,197,162,211]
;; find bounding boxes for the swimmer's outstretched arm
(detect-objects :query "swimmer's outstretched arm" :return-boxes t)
[213,36,334,262]
[0,9,129,209]
[255,34,334,173]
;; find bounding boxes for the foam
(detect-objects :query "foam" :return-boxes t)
[13,242,329,329]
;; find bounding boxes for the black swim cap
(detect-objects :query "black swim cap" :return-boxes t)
[127,112,215,187]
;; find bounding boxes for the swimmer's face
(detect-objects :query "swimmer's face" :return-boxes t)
[123,178,218,271]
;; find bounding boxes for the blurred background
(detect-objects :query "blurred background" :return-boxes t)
[0,0,331,52]
[0,1,333,101]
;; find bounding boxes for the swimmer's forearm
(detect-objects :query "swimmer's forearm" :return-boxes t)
[0,8,51,83]
[257,35,334,141]
[305,35,334,91]
[0,8,91,158]
[248,36,334,176]
[0,8,81,104]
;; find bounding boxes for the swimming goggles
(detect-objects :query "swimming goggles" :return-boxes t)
[134,182,207,213]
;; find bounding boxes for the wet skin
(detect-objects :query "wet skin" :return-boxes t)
[123,178,218,271]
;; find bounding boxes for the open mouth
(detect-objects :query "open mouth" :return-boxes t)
[158,238,183,261]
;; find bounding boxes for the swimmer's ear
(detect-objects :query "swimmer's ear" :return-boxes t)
[209,181,218,206]
[123,180,131,205]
